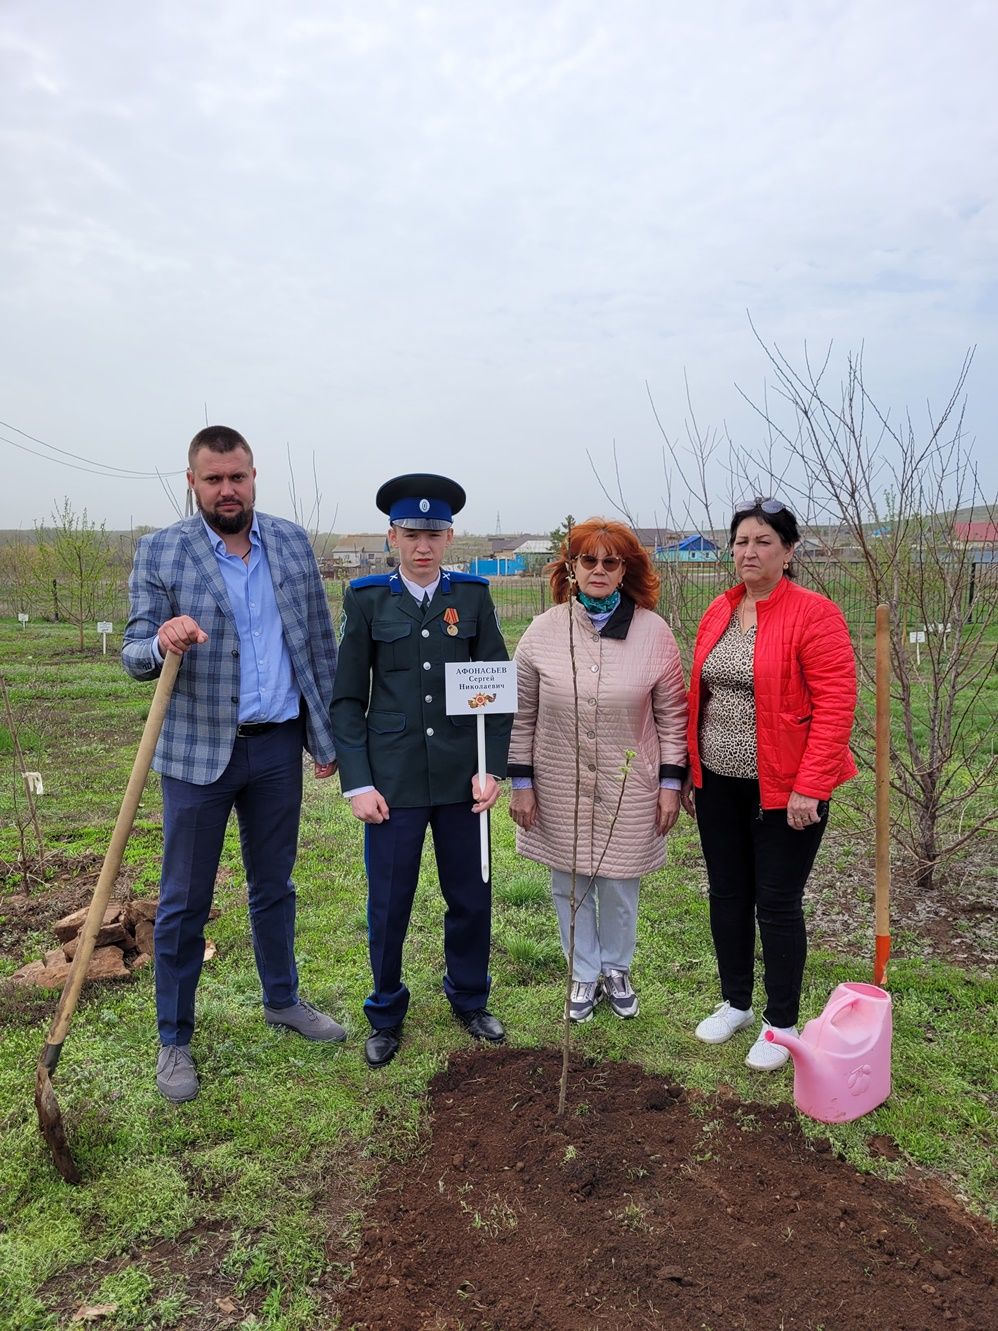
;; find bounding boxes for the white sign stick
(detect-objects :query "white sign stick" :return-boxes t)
[477,711,489,881]
[445,660,518,884]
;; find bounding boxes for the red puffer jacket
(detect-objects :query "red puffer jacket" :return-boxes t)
[687,577,858,808]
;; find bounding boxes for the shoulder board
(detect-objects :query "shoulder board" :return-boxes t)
[446,571,489,586]
[349,574,393,589]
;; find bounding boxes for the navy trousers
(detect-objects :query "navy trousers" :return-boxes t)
[695,765,827,1028]
[363,802,492,1029]
[155,717,304,1046]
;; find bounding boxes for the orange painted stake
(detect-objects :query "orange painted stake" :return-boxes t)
[874,604,891,986]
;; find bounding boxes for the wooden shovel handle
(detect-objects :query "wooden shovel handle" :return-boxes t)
[40,651,181,1067]
[874,604,891,984]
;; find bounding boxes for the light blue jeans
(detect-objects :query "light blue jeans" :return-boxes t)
[550,869,640,983]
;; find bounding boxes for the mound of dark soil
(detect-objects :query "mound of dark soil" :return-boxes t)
[334,1047,997,1331]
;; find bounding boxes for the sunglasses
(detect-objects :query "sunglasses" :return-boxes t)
[574,553,625,571]
[733,497,788,517]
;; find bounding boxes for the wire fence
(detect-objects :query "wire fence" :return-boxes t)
[2,556,994,660]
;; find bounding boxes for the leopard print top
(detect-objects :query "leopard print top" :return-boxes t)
[698,611,758,778]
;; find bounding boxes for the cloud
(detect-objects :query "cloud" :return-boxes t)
[0,0,995,533]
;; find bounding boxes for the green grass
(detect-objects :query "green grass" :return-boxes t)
[0,619,996,1329]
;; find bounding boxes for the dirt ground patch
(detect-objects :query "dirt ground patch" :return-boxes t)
[806,830,998,975]
[39,1222,253,1329]
[40,1175,367,1331]
[0,856,144,1021]
[667,826,998,976]
[333,1047,998,1331]
[0,852,147,950]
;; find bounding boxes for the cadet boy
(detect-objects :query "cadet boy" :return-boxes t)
[331,473,512,1067]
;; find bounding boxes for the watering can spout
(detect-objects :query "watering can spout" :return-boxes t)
[764,1026,817,1070]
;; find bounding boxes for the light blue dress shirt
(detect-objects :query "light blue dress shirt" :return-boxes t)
[204,517,300,724]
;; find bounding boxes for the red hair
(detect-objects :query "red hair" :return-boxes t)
[544,518,660,609]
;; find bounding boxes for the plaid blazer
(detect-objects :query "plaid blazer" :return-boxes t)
[122,512,337,785]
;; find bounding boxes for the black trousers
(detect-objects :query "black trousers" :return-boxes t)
[695,766,827,1028]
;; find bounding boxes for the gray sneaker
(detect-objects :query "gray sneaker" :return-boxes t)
[567,979,601,1023]
[263,999,346,1043]
[602,968,639,1019]
[156,1045,199,1103]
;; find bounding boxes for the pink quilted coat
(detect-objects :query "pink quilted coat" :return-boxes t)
[508,598,688,877]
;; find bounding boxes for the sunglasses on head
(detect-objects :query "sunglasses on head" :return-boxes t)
[733,497,788,517]
[575,553,624,571]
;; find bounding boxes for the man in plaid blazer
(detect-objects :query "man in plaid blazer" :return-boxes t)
[123,426,344,1102]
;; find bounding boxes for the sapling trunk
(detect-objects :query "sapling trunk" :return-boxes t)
[558,540,582,1117]
[0,672,45,886]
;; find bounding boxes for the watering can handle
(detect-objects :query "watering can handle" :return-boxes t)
[815,988,862,1033]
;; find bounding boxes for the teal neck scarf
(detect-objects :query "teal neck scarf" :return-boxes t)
[578,588,621,615]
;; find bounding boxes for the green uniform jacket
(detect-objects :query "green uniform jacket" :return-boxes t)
[331,568,513,807]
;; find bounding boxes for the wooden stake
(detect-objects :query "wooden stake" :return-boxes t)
[874,604,891,986]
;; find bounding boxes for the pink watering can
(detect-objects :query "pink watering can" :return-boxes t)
[765,982,892,1124]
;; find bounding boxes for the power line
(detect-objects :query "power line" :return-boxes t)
[0,418,185,478]
[0,431,183,480]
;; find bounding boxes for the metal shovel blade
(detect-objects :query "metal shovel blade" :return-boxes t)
[35,1049,81,1183]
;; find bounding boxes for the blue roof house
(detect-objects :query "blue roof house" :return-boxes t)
[658,534,720,562]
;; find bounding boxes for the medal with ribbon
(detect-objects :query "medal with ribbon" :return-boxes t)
[443,607,460,637]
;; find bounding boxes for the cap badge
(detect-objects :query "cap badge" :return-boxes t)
[419,498,430,513]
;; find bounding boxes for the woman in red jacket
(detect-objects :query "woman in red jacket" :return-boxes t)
[682,498,857,1070]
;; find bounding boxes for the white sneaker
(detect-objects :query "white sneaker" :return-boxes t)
[745,1022,797,1071]
[694,1001,754,1044]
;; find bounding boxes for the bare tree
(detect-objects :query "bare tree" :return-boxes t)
[731,340,998,892]
[286,445,338,564]
[641,373,752,650]
[642,339,996,892]
[0,673,46,890]
[586,441,637,526]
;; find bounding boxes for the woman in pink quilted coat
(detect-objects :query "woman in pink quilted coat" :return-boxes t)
[508,519,688,1023]
[682,498,857,1071]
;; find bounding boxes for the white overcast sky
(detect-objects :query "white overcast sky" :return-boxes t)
[1,0,995,535]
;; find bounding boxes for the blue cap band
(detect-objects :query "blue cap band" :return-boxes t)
[389,495,454,525]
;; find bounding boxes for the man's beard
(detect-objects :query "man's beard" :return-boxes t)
[197,496,253,536]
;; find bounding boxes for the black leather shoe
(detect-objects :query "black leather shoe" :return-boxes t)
[457,1008,506,1043]
[364,1025,401,1068]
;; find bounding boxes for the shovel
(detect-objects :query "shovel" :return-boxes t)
[35,649,180,1183]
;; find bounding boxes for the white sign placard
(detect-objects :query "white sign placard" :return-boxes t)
[445,660,518,715]
[909,630,926,644]
[17,613,28,624]
[97,621,113,634]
